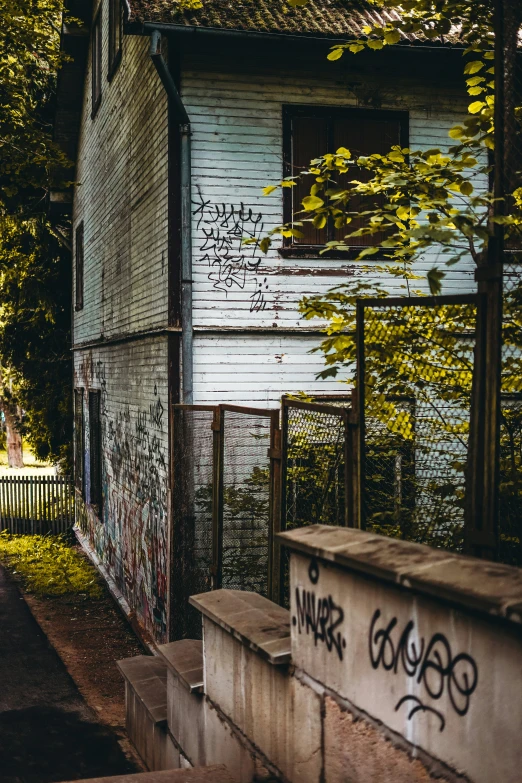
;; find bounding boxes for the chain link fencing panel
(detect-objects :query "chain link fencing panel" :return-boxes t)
[171,405,215,640]
[280,398,354,603]
[357,296,478,552]
[217,406,277,597]
[501,260,522,565]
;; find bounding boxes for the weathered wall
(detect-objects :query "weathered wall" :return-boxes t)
[73,4,169,345]
[182,47,484,406]
[74,338,169,641]
[160,527,522,783]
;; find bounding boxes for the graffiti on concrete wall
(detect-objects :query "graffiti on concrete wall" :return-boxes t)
[76,352,168,642]
[294,557,479,734]
[193,190,269,313]
[369,608,478,732]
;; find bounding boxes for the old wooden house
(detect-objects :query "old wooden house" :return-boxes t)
[54,0,477,644]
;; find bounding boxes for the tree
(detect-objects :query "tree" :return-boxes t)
[0,0,72,469]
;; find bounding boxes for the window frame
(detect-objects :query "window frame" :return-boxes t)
[75,221,84,311]
[88,390,103,516]
[281,105,409,259]
[91,9,102,118]
[74,389,85,498]
[107,0,123,82]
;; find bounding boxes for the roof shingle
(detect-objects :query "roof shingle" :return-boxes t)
[128,0,408,39]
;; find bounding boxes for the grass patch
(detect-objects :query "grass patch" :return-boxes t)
[0,532,102,597]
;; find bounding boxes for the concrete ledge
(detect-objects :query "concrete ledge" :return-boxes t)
[189,589,291,665]
[118,656,168,726]
[118,656,178,771]
[277,524,522,624]
[57,766,235,782]
[157,640,204,693]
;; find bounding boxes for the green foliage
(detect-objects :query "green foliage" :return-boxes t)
[0,0,69,209]
[0,531,102,596]
[0,216,72,469]
[0,0,72,469]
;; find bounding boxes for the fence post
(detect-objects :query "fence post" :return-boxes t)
[211,406,224,590]
[465,0,509,559]
[268,411,282,603]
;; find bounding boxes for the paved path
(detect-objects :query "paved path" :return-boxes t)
[0,565,139,782]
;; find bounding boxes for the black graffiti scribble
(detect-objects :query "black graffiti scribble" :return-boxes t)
[292,560,347,661]
[192,191,268,312]
[395,695,446,732]
[369,608,478,731]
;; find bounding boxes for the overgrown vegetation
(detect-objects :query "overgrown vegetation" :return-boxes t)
[0,532,102,597]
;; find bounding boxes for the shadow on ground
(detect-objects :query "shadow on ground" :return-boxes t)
[0,705,136,783]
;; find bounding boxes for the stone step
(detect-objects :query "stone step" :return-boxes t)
[157,640,204,693]
[57,765,235,782]
[117,655,178,771]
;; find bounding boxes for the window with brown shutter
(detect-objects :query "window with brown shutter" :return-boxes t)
[108,0,123,81]
[89,391,103,515]
[91,10,102,118]
[74,389,85,497]
[282,106,409,256]
[75,222,84,311]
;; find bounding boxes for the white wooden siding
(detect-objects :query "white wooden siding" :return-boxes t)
[183,52,482,404]
[73,15,169,345]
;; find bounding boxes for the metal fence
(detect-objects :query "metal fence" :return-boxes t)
[0,475,74,535]
[356,295,478,552]
[170,403,280,639]
[213,405,280,600]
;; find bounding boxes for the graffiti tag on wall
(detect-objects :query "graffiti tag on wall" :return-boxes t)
[293,558,479,733]
[193,191,269,312]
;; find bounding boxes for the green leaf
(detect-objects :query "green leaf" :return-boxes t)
[327,48,344,61]
[259,237,271,253]
[427,267,446,295]
[460,181,474,196]
[464,61,484,74]
[313,214,327,229]
[302,195,325,211]
[384,30,401,44]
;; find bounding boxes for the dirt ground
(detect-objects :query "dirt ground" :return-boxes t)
[16,566,148,772]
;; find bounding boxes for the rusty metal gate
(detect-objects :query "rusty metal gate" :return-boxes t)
[171,404,280,638]
[356,294,479,552]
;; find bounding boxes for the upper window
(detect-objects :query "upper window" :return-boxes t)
[91,10,102,117]
[282,106,409,255]
[75,222,84,311]
[108,0,123,81]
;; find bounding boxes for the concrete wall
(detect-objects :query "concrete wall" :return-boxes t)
[159,527,522,783]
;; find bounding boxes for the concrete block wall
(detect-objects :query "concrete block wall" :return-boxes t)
[150,526,522,783]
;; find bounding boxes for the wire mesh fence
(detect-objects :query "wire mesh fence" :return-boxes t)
[171,405,215,639]
[500,260,522,565]
[357,295,478,552]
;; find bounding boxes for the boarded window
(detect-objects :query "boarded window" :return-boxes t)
[74,389,84,497]
[108,0,122,80]
[91,10,102,117]
[283,106,408,251]
[75,222,84,311]
[89,391,102,514]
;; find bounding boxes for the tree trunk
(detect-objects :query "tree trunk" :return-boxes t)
[2,399,24,469]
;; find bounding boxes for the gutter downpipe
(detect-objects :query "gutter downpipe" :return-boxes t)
[150,29,193,404]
